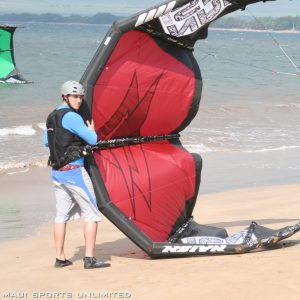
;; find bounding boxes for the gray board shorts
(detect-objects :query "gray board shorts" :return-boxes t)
[51,166,102,223]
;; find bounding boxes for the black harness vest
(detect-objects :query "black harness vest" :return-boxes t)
[46,108,85,169]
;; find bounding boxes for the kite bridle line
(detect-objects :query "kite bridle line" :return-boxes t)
[199,49,284,74]
[200,6,299,77]
[245,7,300,76]
[81,132,201,210]
[200,49,300,77]
[83,133,180,154]
[200,30,299,77]
[58,133,181,172]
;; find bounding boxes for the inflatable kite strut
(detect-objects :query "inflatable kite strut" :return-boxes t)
[80,0,300,257]
[0,25,32,83]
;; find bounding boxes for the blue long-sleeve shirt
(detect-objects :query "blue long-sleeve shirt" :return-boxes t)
[44,105,98,166]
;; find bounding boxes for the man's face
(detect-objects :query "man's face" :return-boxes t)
[66,94,83,110]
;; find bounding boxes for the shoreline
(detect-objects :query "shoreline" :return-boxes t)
[1,18,299,33]
[0,163,299,243]
[1,182,300,299]
[1,142,300,243]
[210,27,300,34]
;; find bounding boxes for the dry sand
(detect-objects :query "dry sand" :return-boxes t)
[0,168,300,300]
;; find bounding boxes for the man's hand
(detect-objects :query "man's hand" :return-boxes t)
[86,120,95,131]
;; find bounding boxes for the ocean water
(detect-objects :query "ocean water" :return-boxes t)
[0,22,299,174]
[1,24,299,166]
[0,23,299,241]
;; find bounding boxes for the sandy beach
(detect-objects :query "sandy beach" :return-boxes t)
[0,0,299,298]
[0,167,300,300]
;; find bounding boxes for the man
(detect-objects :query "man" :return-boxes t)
[44,80,110,269]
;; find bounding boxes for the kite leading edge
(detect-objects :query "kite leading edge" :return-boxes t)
[0,25,32,84]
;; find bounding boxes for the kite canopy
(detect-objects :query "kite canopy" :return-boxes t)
[80,0,299,257]
[0,25,32,83]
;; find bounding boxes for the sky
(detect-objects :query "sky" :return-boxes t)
[0,0,299,17]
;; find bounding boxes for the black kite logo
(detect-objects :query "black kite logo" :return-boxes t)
[98,70,163,139]
[98,71,163,219]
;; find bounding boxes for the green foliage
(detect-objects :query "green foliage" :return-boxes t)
[0,13,120,24]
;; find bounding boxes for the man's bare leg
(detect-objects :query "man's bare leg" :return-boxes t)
[54,223,67,260]
[84,221,97,257]
[83,222,110,268]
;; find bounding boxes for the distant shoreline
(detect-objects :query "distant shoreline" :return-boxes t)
[1,20,299,35]
[0,13,299,33]
[0,20,113,26]
[210,27,300,34]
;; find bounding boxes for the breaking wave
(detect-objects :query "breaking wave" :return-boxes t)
[0,125,36,137]
[37,123,46,130]
[274,103,300,110]
[0,123,46,138]
[183,143,215,153]
[0,160,48,174]
[245,145,300,153]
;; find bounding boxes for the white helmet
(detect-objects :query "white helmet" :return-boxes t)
[61,80,85,96]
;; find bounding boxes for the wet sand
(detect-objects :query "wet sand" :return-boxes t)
[0,168,300,299]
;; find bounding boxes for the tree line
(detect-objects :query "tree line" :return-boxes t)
[212,16,300,31]
[0,13,120,24]
[0,13,299,31]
